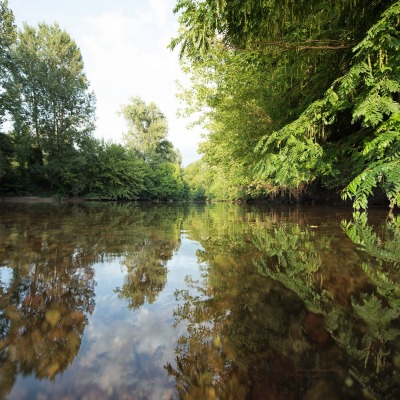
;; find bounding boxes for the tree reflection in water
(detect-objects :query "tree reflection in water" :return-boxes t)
[167,205,400,400]
[0,202,185,399]
[114,205,183,310]
[0,204,96,398]
[115,243,169,310]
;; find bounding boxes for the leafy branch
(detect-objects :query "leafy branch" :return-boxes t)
[255,1,400,209]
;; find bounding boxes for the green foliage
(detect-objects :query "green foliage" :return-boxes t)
[339,3,400,209]
[0,132,14,185]
[81,140,146,200]
[254,1,400,209]
[117,96,188,201]
[0,21,97,195]
[171,0,384,60]
[121,96,180,164]
[183,159,208,201]
[143,161,187,200]
[9,23,96,160]
[0,0,16,128]
[0,4,190,201]
[0,1,17,192]
[0,0,15,57]
[342,117,400,210]
[171,0,398,207]
[183,157,256,201]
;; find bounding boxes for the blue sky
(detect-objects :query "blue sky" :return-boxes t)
[7,0,202,166]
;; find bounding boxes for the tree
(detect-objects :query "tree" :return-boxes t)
[0,0,16,129]
[119,96,188,200]
[83,140,146,200]
[183,159,207,200]
[121,96,179,163]
[9,23,95,171]
[171,1,388,60]
[170,0,398,207]
[0,1,16,186]
[255,2,400,210]
[145,161,187,200]
[0,132,14,187]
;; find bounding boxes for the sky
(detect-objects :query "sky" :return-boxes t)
[7,0,202,166]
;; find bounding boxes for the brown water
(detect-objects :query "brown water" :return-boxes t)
[0,202,399,399]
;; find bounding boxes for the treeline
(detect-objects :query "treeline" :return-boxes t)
[2,1,399,207]
[0,1,187,200]
[176,1,400,210]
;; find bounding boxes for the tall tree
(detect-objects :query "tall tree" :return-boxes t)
[9,23,95,167]
[0,0,16,186]
[120,96,178,163]
[0,0,16,128]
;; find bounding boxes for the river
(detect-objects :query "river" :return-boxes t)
[0,202,399,399]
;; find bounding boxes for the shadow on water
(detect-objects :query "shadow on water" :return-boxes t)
[0,202,399,399]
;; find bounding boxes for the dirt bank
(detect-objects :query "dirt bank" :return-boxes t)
[0,196,58,203]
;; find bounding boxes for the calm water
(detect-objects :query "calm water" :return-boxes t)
[0,202,399,400]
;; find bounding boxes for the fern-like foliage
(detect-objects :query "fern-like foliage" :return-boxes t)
[254,90,341,189]
[255,1,400,209]
[342,211,400,265]
[342,212,400,309]
[352,293,400,342]
[343,112,400,209]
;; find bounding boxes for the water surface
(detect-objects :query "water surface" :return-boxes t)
[0,202,399,399]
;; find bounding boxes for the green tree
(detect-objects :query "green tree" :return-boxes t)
[145,161,187,200]
[0,132,15,189]
[121,96,178,163]
[120,96,188,200]
[255,2,400,210]
[83,140,146,200]
[9,22,95,189]
[0,0,16,186]
[183,159,207,200]
[0,0,16,128]
[170,0,397,206]
[171,0,387,61]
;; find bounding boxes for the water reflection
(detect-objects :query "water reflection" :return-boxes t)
[0,202,186,399]
[0,204,96,398]
[254,210,400,399]
[0,202,399,399]
[115,241,171,310]
[168,205,400,399]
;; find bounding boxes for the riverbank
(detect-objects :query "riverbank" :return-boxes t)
[0,196,59,203]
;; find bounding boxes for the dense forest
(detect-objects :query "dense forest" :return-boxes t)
[1,0,399,209]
